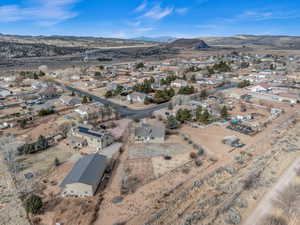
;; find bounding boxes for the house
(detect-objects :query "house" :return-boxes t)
[134,123,165,143]
[276,93,299,104]
[0,88,11,98]
[38,86,58,99]
[247,83,272,93]
[68,135,88,149]
[60,95,82,106]
[72,124,114,150]
[171,79,188,88]
[127,92,148,103]
[60,153,107,197]
[74,102,117,121]
[106,82,119,91]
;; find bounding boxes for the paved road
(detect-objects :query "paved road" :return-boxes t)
[243,156,300,225]
[54,81,169,119]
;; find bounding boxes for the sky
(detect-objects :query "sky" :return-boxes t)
[0,0,300,38]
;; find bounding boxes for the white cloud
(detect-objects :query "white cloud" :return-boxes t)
[134,1,147,12]
[176,8,189,15]
[0,0,80,26]
[143,4,173,20]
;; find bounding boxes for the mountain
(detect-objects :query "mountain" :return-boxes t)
[166,38,209,49]
[131,36,177,43]
[200,34,300,49]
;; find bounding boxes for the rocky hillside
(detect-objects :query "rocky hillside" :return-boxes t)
[0,41,86,58]
[166,38,209,49]
[201,35,300,49]
[0,33,156,59]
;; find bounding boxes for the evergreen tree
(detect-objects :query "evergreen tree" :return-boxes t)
[166,115,180,129]
[82,96,88,104]
[25,194,43,214]
[221,106,229,119]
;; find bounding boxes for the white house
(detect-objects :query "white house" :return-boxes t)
[127,92,148,103]
[171,79,188,88]
[0,88,11,98]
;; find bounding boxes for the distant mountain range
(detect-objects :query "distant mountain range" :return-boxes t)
[131,36,177,43]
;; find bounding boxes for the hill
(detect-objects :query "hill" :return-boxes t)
[200,35,300,49]
[166,38,209,49]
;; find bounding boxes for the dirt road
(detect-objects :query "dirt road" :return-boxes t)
[243,156,300,225]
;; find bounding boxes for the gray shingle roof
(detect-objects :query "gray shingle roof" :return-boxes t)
[60,153,107,189]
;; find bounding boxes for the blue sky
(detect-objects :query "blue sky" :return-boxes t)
[0,0,300,38]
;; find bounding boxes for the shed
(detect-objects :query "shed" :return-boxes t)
[60,153,107,197]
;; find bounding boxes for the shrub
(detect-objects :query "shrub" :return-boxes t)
[54,157,60,167]
[190,152,197,159]
[25,194,43,214]
[260,215,288,225]
[195,159,202,167]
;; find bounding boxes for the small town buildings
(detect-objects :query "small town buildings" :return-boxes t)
[134,123,165,143]
[71,124,114,150]
[60,153,107,197]
[127,92,148,103]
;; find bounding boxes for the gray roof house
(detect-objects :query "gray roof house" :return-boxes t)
[60,153,107,197]
[134,123,165,143]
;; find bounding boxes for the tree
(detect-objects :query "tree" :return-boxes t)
[178,86,195,95]
[54,157,60,167]
[198,109,210,124]
[19,119,27,129]
[238,80,251,88]
[135,62,145,69]
[176,109,192,122]
[38,108,55,116]
[200,89,208,99]
[105,90,113,98]
[94,71,101,77]
[88,96,93,102]
[221,106,229,119]
[166,115,180,129]
[33,72,39,80]
[70,91,75,96]
[25,194,43,214]
[196,106,203,121]
[190,74,196,83]
[82,96,88,104]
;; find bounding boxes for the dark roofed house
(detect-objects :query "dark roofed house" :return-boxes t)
[60,153,107,197]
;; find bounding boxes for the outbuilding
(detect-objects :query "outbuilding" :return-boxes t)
[60,153,107,197]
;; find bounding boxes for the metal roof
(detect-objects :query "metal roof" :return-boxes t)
[60,153,107,189]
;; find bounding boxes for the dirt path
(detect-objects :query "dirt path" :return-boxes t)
[243,156,300,225]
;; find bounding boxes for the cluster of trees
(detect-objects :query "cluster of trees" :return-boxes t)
[105,85,124,98]
[185,66,202,73]
[212,61,231,72]
[238,80,251,88]
[160,74,178,86]
[178,86,196,95]
[38,108,55,116]
[82,95,93,103]
[20,70,45,80]
[196,106,211,124]
[17,135,50,155]
[176,109,192,122]
[135,62,145,69]
[152,88,175,104]
[133,78,154,94]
